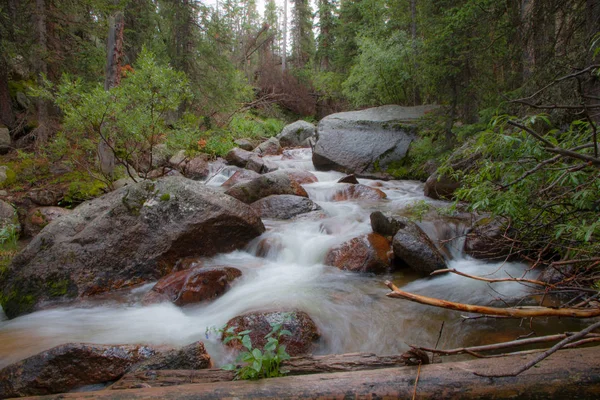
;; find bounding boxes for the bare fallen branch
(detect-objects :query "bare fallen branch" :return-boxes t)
[384,281,600,318]
[430,268,550,287]
[473,320,600,377]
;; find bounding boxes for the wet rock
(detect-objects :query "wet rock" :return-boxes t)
[251,195,322,220]
[392,218,446,274]
[222,169,261,188]
[24,207,72,237]
[337,174,359,184]
[225,148,254,168]
[234,138,255,151]
[423,173,461,200]
[246,154,279,174]
[131,341,212,371]
[370,211,405,237]
[0,177,265,319]
[312,105,438,176]
[286,170,318,184]
[225,170,310,204]
[332,184,386,201]
[0,127,10,154]
[0,343,157,398]
[184,154,210,180]
[325,233,391,273]
[255,237,284,258]
[142,266,242,306]
[464,217,513,261]
[253,137,282,156]
[223,311,320,356]
[277,120,316,148]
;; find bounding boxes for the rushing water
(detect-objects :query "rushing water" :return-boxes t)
[0,148,585,368]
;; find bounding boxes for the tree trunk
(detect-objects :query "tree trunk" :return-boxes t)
[38,347,600,399]
[521,0,534,80]
[282,0,287,72]
[110,353,408,390]
[0,57,14,131]
[35,0,49,145]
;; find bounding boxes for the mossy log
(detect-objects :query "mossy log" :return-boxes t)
[24,347,600,399]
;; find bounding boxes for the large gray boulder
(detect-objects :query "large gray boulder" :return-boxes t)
[251,195,322,220]
[277,120,316,148]
[0,177,265,319]
[312,105,437,176]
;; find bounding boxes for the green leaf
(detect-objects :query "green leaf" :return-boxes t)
[242,335,252,350]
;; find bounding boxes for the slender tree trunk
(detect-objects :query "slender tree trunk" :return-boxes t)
[100,9,125,177]
[0,58,14,131]
[521,0,534,80]
[410,0,421,104]
[588,0,600,60]
[35,0,49,145]
[282,0,287,72]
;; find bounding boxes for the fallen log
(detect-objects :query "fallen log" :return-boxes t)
[25,347,600,399]
[110,352,407,390]
[385,280,600,318]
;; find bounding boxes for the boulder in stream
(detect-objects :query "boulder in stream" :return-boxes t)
[142,266,242,306]
[222,169,261,188]
[370,211,405,237]
[392,217,447,274]
[251,195,322,220]
[312,105,437,177]
[253,137,282,156]
[223,311,320,356]
[325,233,392,273]
[337,174,359,184]
[0,177,265,319]
[225,170,314,204]
[277,120,316,148]
[332,184,386,201]
[130,341,212,372]
[464,217,513,261]
[0,343,157,398]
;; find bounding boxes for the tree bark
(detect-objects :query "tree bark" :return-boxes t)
[34,347,600,399]
[110,353,408,390]
[35,0,49,144]
[104,11,125,91]
[282,0,287,72]
[0,57,14,130]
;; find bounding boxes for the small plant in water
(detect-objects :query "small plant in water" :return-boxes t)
[221,319,292,380]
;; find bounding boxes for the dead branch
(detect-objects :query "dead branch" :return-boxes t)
[384,281,600,318]
[473,320,600,377]
[430,268,551,287]
[412,332,600,356]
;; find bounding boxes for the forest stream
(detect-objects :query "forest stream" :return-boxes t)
[0,148,587,370]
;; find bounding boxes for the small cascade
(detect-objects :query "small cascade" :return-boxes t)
[0,146,550,370]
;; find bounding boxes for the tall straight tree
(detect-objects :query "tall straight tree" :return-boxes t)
[34,0,49,144]
[316,0,337,71]
[290,0,314,68]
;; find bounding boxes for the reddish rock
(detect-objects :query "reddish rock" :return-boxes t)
[286,170,318,184]
[225,170,310,204]
[332,184,386,201]
[185,155,210,180]
[223,311,320,356]
[325,233,392,273]
[337,174,359,184]
[0,343,157,398]
[24,206,72,237]
[225,148,254,167]
[143,266,242,306]
[222,169,261,188]
[253,137,282,156]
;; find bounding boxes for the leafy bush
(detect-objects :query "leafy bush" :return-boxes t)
[222,319,292,380]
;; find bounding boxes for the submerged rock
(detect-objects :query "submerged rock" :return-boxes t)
[325,233,392,273]
[332,184,386,201]
[0,343,156,398]
[225,170,312,204]
[277,120,316,148]
[312,105,437,176]
[392,218,447,274]
[0,177,265,319]
[223,311,320,356]
[142,266,242,306]
[251,195,322,220]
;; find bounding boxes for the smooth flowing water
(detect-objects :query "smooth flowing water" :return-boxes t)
[0,149,583,368]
